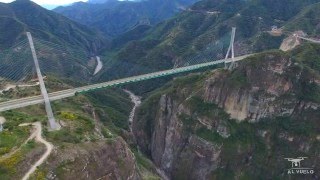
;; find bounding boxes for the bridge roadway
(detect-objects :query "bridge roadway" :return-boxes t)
[297,35,320,44]
[0,54,252,112]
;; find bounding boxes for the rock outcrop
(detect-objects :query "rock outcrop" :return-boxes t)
[134,48,320,179]
[203,53,294,121]
[203,52,320,122]
[44,138,140,180]
[149,94,221,179]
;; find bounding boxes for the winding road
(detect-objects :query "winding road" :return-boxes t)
[0,82,40,94]
[19,122,53,180]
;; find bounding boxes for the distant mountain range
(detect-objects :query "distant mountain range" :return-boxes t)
[2,0,319,84]
[0,0,111,82]
[97,0,320,92]
[88,0,118,4]
[0,0,320,179]
[53,0,200,37]
[88,0,143,3]
[131,1,320,179]
[0,0,109,52]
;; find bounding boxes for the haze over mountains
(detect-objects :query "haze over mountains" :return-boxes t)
[0,0,108,52]
[0,0,111,86]
[54,0,200,37]
[94,0,320,92]
[88,0,142,3]
[0,0,320,179]
[128,1,320,179]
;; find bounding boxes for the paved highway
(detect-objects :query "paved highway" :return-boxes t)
[0,54,252,112]
[297,35,320,44]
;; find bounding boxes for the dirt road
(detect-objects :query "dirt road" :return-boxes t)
[20,122,53,180]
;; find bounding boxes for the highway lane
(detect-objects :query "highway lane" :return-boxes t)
[0,89,76,112]
[297,35,320,44]
[0,54,252,112]
[75,55,251,93]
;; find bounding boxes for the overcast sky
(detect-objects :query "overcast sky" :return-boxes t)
[0,0,87,5]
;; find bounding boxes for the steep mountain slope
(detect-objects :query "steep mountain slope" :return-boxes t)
[0,0,108,52]
[1,0,319,179]
[0,86,150,179]
[285,2,320,36]
[0,0,114,85]
[133,44,320,179]
[96,0,320,93]
[88,0,117,4]
[54,0,200,37]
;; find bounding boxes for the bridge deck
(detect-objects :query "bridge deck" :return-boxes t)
[0,54,252,112]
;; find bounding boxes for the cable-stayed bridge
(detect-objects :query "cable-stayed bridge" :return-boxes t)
[0,28,318,130]
[0,54,251,112]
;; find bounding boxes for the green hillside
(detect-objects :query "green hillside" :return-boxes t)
[54,0,200,37]
[285,2,320,35]
[134,43,320,179]
[0,0,109,52]
[0,0,320,179]
[97,0,320,93]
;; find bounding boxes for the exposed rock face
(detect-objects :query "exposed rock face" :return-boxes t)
[203,53,301,122]
[139,94,222,179]
[134,49,320,179]
[151,94,182,172]
[44,138,140,180]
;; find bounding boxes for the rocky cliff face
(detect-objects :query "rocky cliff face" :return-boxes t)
[133,46,320,179]
[203,51,320,122]
[43,138,140,180]
[150,94,221,179]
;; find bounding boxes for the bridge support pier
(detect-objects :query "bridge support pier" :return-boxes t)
[26,32,60,131]
[225,27,236,70]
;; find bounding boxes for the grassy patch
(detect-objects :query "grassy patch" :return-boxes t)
[196,127,224,145]
[0,111,37,156]
[132,149,160,180]
[0,151,23,176]
[58,112,77,121]
[187,96,230,119]
[24,140,36,150]
[228,70,249,88]
[299,81,320,103]
[45,128,81,144]
[85,88,132,131]
[29,168,47,180]
[187,96,218,115]
[0,127,29,156]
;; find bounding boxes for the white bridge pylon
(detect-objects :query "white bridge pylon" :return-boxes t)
[26,32,61,131]
[225,27,236,70]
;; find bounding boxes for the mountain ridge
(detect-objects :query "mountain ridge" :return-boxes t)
[0,0,109,52]
[98,0,320,81]
[133,44,320,179]
[53,0,200,37]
